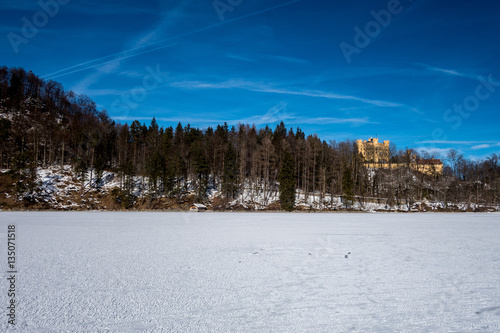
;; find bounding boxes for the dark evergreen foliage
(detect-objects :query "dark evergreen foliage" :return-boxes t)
[0,66,499,208]
[279,149,296,211]
[222,142,239,199]
[342,166,354,207]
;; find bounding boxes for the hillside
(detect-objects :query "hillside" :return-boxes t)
[1,166,498,212]
[0,66,499,211]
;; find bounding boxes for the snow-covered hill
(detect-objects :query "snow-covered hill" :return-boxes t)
[1,166,498,212]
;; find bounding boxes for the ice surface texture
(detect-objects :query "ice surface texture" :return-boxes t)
[1,212,499,332]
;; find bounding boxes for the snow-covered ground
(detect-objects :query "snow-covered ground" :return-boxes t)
[3,166,498,211]
[1,212,500,332]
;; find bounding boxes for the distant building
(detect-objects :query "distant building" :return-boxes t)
[356,138,390,162]
[413,158,444,176]
[356,138,443,176]
[190,203,207,212]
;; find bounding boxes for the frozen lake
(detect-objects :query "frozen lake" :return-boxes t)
[1,212,500,332]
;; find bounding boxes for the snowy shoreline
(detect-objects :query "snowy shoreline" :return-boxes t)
[1,209,498,213]
[2,166,499,213]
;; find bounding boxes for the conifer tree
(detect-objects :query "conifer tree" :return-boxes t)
[278,149,295,211]
[222,143,239,199]
[191,140,209,200]
[342,165,354,206]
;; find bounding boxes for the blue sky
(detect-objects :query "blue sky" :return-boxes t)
[1,0,499,159]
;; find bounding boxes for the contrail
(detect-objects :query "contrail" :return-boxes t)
[42,0,302,80]
[45,43,178,80]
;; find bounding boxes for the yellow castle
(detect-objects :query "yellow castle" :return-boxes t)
[356,138,443,176]
[356,138,390,162]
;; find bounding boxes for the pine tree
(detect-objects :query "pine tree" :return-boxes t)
[191,140,209,201]
[222,143,239,199]
[342,165,354,207]
[121,161,136,208]
[278,149,295,211]
[161,126,176,197]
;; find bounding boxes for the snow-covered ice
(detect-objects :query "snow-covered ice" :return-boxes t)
[1,212,500,332]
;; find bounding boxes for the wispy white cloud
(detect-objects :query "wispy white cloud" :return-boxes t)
[60,2,157,16]
[238,102,293,125]
[418,140,499,145]
[471,143,500,150]
[415,63,478,80]
[415,147,450,157]
[45,1,188,93]
[471,144,491,150]
[43,0,301,80]
[234,102,372,126]
[113,101,371,127]
[132,0,192,49]
[42,2,188,83]
[267,55,309,64]
[286,90,401,107]
[71,62,120,94]
[425,66,465,77]
[226,53,258,63]
[114,116,217,123]
[118,70,145,78]
[170,79,403,108]
[78,89,125,97]
[297,117,371,125]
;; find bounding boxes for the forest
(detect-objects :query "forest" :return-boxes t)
[0,66,499,210]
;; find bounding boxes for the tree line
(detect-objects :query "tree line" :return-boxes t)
[0,66,498,210]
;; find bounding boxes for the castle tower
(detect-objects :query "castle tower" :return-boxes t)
[356,138,390,162]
